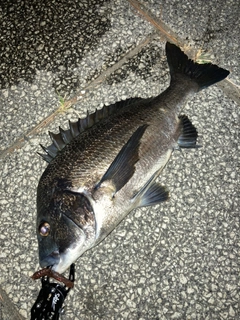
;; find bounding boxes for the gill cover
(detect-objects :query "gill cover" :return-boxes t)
[37,178,95,272]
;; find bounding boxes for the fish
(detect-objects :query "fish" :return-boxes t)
[36,42,229,274]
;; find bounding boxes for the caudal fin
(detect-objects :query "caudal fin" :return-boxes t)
[166,42,229,90]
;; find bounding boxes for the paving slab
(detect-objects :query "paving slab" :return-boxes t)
[0,0,239,319]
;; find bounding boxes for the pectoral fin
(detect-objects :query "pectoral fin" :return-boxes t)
[96,124,148,194]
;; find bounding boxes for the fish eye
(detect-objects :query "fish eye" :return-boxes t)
[39,222,50,236]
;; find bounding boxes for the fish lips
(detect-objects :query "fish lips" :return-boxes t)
[37,214,87,273]
[39,250,60,268]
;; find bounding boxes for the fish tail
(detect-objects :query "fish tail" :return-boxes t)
[166,42,229,90]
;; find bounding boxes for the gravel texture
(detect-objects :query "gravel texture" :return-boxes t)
[0,0,153,151]
[0,0,239,319]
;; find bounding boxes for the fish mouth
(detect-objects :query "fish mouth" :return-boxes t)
[40,250,74,274]
[41,243,87,274]
[40,250,60,269]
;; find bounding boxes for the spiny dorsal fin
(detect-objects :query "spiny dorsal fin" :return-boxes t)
[95,124,148,194]
[39,97,144,163]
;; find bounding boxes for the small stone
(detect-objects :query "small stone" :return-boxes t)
[2,89,9,98]
[208,296,215,304]
[171,312,182,319]
[179,274,188,284]
[187,286,194,294]
[229,305,235,317]
[31,84,38,91]
[137,287,142,295]
[126,299,136,309]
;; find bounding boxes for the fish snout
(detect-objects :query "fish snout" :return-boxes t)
[40,250,60,268]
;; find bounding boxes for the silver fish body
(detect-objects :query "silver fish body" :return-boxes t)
[36,42,229,274]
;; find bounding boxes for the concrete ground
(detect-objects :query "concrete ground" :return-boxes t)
[0,0,239,319]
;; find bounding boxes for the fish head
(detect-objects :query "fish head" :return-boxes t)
[36,214,87,274]
[36,178,95,274]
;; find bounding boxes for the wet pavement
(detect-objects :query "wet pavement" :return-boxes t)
[0,0,239,319]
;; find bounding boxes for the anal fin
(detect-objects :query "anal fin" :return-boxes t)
[137,182,169,208]
[178,115,199,148]
[132,171,169,208]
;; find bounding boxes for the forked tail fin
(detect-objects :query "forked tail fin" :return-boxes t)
[166,42,229,90]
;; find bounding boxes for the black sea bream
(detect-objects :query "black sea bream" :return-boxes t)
[36,42,229,274]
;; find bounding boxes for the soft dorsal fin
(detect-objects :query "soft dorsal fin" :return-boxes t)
[177,115,199,148]
[38,98,144,163]
[95,124,148,194]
